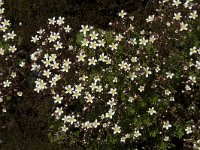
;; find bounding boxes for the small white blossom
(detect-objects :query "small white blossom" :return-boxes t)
[112,124,121,134]
[163,121,172,130]
[185,126,192,134]
[180,22,188,31]
[146,15,155,22]
[147,107,157,115]
[133,130,141,138]
[118,10,127,18]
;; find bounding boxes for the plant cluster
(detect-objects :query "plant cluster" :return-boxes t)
[0,0,199,149]
[30,0,200,149]
[0,0,23,115]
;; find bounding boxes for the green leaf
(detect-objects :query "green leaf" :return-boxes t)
[76,33,84,45]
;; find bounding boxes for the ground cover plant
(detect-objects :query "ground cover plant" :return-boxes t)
[30,0,200,149]
[0,0,23,119]
[1,0,148,149]
[0,0,200,149]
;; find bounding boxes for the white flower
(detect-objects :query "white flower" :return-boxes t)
[62,115,68,123]
[172,0,181,7]
[54,41,63,50]
[81,38,89,47]
[163,121,172,130]
[93,119,100,128]
[2,108,6,113]
[0,8,4,15]
[118,61,131,71]
[11,72,17,78]
[84,93,95,103]
[3,80,11,87]
[128,96,135,102]
[107,98,116,108]
[155,66,160,72]
[190,46,197,55]
[67,115,77,125]
[164,89,171,95]
[170,97,175,101]
[19,61,25,67]
[148,107,157,115]
[106,58,112,64]
[96,85,103,92]
[113,77,118,83]
[149,35,156,43]
[116,34,123,41]
[138,86,145,92]
[108,88,117,96]
[3,33,9,41]
[31,35,39,43]
[57,16,65,25]
[129,16,134,20]
[131,57,138,63]
[31,63,40,71]
[51,62,59,69]
[80,25,90,35]
[90,31,99,40]
[64,25,71,33]
[79,75,88,81]
[88,57,97,66]
[144,67,152,77]
[112,124,121,134]
[166,72,174,79]
[109,43,118,50]
[17,92,23,96]
[83,121,92,129]
[89,41,98,49]
[48,32,56,42]
[72,90,81,99]
[185,126,192,134]
[8,45,17,53]
[48,17,56,25]
[61,125,68,132]
[98,39,105,47]
[0,1,4,7]
[189,76,196,83]
[37,29,45,35]
[0,48,5,55]
[89,82,97,91]
[43,69,51,78]
[75,84,84,93]
[99,53,107,62]
[133,130,141,138]
[139,37,148,46]
[8,31,16,39]
[185,85,191,91]
[189,10,198,19]
[34,79,47,93]
[129,72,137,81]
[173,12,182,20]
[164,136,169,141]
[53,94,63,104]
[120,137,126,143]
[129,38,137,46]
[146,15,155,22]
[55,107,63,116]
[77,53,86,62]
[105,109,115,119]
[118,10,127,18]
[2,19,10,27]
[180,22,188,31]
[0,25,8,32]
